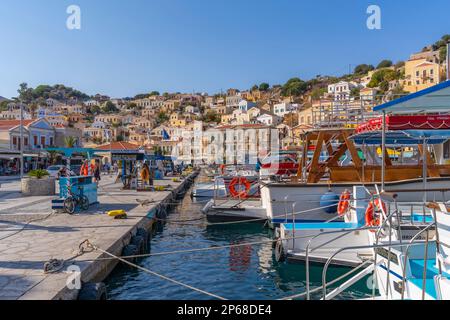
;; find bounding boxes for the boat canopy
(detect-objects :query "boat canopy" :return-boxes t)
[373,80,450,114]
[355,115,450,134]
[351,129,450,145]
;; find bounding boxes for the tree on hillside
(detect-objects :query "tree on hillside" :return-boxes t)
[259,83,270,91]
[377,60,393,69]
[150,91,160,96]
[440,46,448,63]
[367,69,400,88]
[281,78,307,97]
[88,105,101,115]
[0,101,9,111]
[134,94,149,100]
[157,111,169,124]
[202,111,221,123]
[127,102,141,112]
[432,34,450,51]
[311,87,327,100]
[17,83,34,103]
[350,87,361,99]
[395,61,405,69]
[102,101,119,113]
[354,64,374,75]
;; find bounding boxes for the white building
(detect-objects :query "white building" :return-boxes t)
[0,109,32,120]
[273,102,296,117]
[257,114,281,126]
[185,105,201,115]
[327,81,358,101]
[85,100,100,107]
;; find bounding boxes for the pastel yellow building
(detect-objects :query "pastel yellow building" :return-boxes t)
[404,58,441,93]
[170,113,187,127]
[221,114,233,124]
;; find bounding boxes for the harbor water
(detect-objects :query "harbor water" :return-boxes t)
[105,187,373,300]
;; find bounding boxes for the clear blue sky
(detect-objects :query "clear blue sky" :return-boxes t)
[0,0,448,99]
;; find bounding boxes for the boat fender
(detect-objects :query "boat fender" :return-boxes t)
[122,244,139,264]
[365,199,386,232]
[78,282,107,300]
[337,190,351,216]
[272,228,281,248]
[274,239,286,263]
[107,209,126,217]
[130,235,145,254]
[201,200,214,215]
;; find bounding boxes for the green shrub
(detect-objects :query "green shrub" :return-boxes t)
[28,169,50,179]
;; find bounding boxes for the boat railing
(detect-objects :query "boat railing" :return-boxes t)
[320,240,432,300]
[305,193,400,300]
[320,208,438,300]
[399,221,437,300]
[304,225,380,300]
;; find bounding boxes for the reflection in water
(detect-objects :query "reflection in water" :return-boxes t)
[105,186,371,300]
[229,242,252,272]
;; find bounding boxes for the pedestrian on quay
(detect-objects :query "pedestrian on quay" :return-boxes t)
[94,160,101,185]
[141,161,150,187]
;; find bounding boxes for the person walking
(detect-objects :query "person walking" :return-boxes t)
[141,162,150,187]
[93,160,101,185]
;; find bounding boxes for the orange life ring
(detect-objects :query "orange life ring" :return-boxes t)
[337,190,351,216]
[365,199,387,232]
[229,177,252,199]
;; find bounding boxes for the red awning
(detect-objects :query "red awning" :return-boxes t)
[355,115,450,134]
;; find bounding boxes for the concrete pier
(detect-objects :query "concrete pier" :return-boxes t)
[0,171,198,300]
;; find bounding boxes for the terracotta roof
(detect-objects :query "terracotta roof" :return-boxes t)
[216,123,269,130]
[0,120,34,130]
[95,141,141,151]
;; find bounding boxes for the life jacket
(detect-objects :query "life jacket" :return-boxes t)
[80,163,94,176]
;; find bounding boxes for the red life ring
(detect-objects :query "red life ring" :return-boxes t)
[365,199,387,232]
[337,190,351,216]
[229,177,252,199]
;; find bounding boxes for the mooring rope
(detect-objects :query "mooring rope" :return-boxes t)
[86,240,228,300]
[75,232,320,263]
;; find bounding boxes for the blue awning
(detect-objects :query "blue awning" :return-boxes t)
[373,80,450,114]
[350,130,450,145]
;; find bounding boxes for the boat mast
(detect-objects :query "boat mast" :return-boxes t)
[381,111,386,191]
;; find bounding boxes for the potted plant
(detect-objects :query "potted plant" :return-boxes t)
[21,169,56,196]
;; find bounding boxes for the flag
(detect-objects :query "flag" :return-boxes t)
[162,129,170,140]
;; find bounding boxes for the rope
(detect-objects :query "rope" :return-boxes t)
[204,202,344,226]
[87,240,228,300]
[43,239,95,274]
[75,233,324,263]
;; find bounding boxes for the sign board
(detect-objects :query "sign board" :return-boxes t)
[112,154,139,161]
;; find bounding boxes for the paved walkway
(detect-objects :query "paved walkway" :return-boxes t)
[0,174,193,300]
